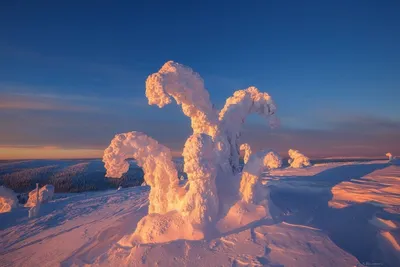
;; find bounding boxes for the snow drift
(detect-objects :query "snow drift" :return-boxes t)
[0,186,18,213]
[288,149,311,168]
[103,61,279,244]
[24,184,55,208]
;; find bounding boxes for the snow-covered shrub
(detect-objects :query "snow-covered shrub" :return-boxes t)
[24,184,55,207]
[103,61,278,244]
[288,149,311,168]
[386,153,393,162]
[240,150,281,203]
[0,186,18,213]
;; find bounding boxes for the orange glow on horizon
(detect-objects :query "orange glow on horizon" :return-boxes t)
[0,147,103,160]
[0,146,184,160]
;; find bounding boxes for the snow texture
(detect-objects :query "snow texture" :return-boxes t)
[179,134,219,225]
[240,143,252,164]
[3,160,399,267]
[288,149,311,168]
[103,61,279,244]
[0,186,18,213]
[24,184,54,208]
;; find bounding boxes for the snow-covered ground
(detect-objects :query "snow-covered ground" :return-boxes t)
[0,160,399,267]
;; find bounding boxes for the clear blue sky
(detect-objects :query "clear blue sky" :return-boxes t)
[0,0,399,158]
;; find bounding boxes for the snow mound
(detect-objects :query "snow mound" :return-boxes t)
[0,186,18,213]
[24,184,54,208]
[288,149,311,168]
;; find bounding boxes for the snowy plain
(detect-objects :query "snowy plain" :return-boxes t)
[1,159,399,267]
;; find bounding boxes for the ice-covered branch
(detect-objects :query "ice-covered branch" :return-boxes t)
[219,87,278,173]
[0,186,18,213]
[240,150,281,203]
[240,143,252,164]
[146,61,219,137]
[179,134,219,225]
[288,149,311,168]
[103,131,179,214]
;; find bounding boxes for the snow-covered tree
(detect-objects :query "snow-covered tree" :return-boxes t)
[0,186,18,213]
[25,184,55,208]
[288,149,311,168]
[240,150,281,203]
[103,61,278,243]
[386,153,393,162]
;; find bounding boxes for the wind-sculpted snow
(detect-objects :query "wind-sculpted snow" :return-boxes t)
[179,134,219,225]
[219,87,278,173]
[146,61,219,137]
[103,131,179,214]
[24,184,54,208]
[240,143,252,164]
[288,149,311,168]
[240,150,281,203]
[103,61,279,244]
[0,186,18,213]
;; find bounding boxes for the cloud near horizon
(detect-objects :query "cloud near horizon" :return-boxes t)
[1,102,399,160]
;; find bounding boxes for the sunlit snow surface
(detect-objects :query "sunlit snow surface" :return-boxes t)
[0,159,399,267]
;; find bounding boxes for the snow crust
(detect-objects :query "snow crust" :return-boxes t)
[0,186,18,213]
[24,184,54,208]
[288,149,311,168]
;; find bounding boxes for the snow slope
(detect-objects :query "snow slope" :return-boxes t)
[1,160,399,267]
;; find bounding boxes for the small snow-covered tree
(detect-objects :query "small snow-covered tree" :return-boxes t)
[240,150,282,203]
[288,149,311,168]
[0,186,18,213]
[103,61,278,243]
[386,153,393,162]
[25,184,55,208]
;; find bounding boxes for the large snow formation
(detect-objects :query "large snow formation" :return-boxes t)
[25,184,55,208]
[103,61,278,244]
[288,149,311,168]
[0,186,18,213]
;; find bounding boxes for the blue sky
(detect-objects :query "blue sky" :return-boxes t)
[0,0,399,159]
